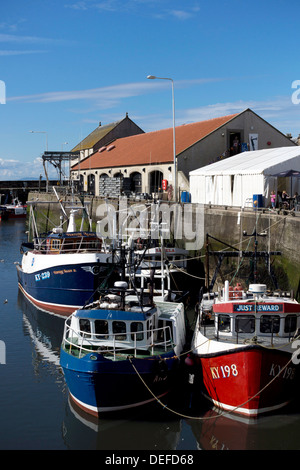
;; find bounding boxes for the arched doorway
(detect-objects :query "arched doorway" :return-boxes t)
[130,172,142,193]
[87,174,95,194]
[149,170,163,194]
[79,174,84,192]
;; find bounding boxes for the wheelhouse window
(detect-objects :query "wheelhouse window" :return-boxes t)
[50,239,61,251]
[284,315,297,333]
[218,314,231,332]
[79,319,91,336]
[95,320,109,339]
[113,321,126,340]
[130,322,144,341]
[260,315,280,334]
[235,315,255,334]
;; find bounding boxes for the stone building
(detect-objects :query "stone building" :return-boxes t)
[70,108,295,200]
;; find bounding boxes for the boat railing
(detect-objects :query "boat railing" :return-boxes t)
[62,322,174,359]
[33,235,103,254]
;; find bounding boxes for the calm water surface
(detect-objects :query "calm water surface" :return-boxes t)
[0,220,300,451]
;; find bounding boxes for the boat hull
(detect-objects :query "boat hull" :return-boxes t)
[192,345,299,417]
[16,260,114,316]
[0,205,27,220]
[60,347,179,416]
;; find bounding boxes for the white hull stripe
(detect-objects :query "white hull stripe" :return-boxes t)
[202,392,290,417]
[70,391,169,414]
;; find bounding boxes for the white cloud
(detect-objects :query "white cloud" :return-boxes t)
[65,0,200,19]
[0,33,74,47]
[0,157,58,180]
[169,10,193,20]
[0,50,46,56]
[8,78,226,105]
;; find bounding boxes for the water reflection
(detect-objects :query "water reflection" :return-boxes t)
[63,397,183,450]
[18,292,65,384]
[186,403,300,450]
[17,290,300,451]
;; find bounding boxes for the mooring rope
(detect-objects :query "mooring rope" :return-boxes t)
[129,344,298,421]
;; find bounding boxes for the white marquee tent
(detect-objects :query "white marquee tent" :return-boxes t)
[189,146,300,207]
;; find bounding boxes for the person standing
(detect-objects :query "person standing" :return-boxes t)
[270,190,276,209]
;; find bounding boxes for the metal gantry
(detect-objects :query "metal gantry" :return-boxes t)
[42,151,80,186]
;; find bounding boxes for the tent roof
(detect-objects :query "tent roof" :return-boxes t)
[189,146,300,176]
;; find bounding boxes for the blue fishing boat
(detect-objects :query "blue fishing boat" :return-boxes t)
[60,281,187,416]
[16,197,117,316]
[17,196,191,315]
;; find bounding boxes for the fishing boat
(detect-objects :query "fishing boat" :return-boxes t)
[0,202,27,220]
[60,280,187,416]
[16,197,116,316]
[16,190,191,315]
[190,281,300,417]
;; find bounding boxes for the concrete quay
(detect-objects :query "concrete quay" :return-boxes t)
[26,191,300,297]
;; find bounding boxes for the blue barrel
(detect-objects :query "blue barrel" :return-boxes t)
[253,194,263,208]
[181,191,190,203]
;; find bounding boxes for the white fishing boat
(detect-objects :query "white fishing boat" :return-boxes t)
[60,280,187,416]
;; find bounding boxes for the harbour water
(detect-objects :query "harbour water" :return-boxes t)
[1,219,300,451]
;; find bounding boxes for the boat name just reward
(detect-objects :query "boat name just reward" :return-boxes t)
[233,304,283,312]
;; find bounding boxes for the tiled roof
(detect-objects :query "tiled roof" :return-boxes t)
[71,120,123,152]
[72,113,239,170]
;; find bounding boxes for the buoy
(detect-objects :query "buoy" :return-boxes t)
[185,354,194,367]
[234,282,243,299]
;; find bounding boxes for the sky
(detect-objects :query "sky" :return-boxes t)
[1,0,300,180]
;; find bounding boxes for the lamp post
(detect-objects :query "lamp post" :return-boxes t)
[147,75,177,202]
[29,130,49,191]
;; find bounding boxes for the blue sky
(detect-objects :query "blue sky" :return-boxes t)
[0,0,300,179]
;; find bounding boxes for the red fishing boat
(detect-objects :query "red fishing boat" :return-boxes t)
[0,203,27,220]
[190,282,300,417]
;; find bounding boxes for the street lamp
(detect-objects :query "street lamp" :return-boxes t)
[147,75,177,201]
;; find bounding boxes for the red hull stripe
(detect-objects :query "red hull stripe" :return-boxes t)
[18,283,77,316]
